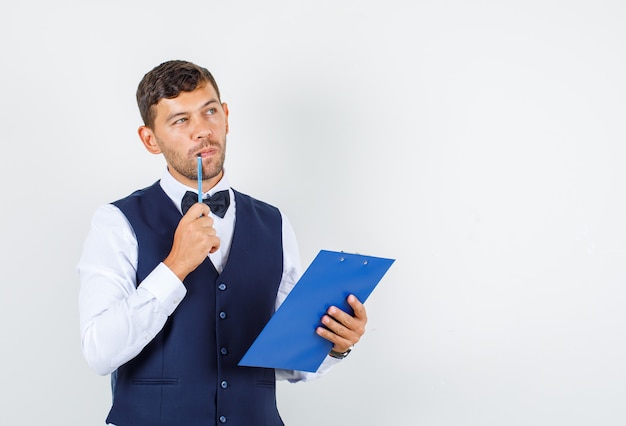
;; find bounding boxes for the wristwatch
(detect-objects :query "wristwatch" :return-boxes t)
[329,346,353,359]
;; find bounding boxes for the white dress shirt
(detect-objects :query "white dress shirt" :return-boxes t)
[77,168,338,385]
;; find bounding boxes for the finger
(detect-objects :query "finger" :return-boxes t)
[315,324,353,350]
[182,202,210,220]
[322,312,363,348]
[326,306,354,330]
[326,304,366,338]
[347,294,368,321]
[196,215,216,229]
[208,236,221,254]
[321,312,350,336]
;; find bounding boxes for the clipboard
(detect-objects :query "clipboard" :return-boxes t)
[238,250,395,372]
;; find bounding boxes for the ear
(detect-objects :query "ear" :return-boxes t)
[222,102,230,134]
[138,126,162,154]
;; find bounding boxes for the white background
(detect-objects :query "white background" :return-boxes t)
[2,1,626,425]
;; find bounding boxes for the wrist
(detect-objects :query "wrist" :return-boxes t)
[329,345,353,359]
[163,257,191,282]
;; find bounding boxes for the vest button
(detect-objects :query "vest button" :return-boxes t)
[219,415,227,423]
[221,380,228,389]
[218,283,227,291]
[220,347,228,355]
[219,311,227,319]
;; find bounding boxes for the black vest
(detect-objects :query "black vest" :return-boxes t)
[107,181,284,426]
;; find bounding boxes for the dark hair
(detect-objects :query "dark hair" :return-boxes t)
[136,60,221,128]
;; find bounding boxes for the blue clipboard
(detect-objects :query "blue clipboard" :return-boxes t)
[238,250,395,372]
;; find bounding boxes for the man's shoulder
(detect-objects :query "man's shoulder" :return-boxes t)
[112,181,162,206]
[232,188,279,212]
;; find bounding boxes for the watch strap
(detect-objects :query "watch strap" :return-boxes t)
[329,346,353,359]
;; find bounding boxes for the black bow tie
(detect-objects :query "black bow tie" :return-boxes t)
[181,190,230,218]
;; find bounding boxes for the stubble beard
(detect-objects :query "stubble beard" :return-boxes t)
[158,136,227,182]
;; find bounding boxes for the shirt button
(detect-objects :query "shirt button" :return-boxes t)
[221,380,228,389]
[218,283,227,291]
[220,347,228,355]
[219,415,227,423]
[219,311,227,319]
[173,298,180,304]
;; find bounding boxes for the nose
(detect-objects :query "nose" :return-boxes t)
[196,128,212,139]
[195,121,213,139]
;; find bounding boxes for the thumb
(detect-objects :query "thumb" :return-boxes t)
[182,202,210,220]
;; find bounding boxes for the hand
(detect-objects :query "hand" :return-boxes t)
[316,294,367,354]
[164,203,220,280]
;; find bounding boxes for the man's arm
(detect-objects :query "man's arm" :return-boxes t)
[77,203,219,375]
[77,204,186,375]
[274,214,368,382]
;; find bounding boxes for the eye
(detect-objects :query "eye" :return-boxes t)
[173,117,187,125]
[206,108,217,115]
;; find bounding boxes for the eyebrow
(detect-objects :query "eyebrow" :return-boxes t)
[165,99,219,123]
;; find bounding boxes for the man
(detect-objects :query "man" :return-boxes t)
[77,60,367,425]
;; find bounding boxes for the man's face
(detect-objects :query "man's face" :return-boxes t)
[139,83,230,190]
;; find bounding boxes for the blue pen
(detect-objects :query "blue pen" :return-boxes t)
[197,154,202,203]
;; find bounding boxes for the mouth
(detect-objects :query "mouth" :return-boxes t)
[196,147,217,158]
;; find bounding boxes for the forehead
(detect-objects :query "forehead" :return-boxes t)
[153,83,219,121]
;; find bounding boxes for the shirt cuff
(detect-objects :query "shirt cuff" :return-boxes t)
[139,262,187,316]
